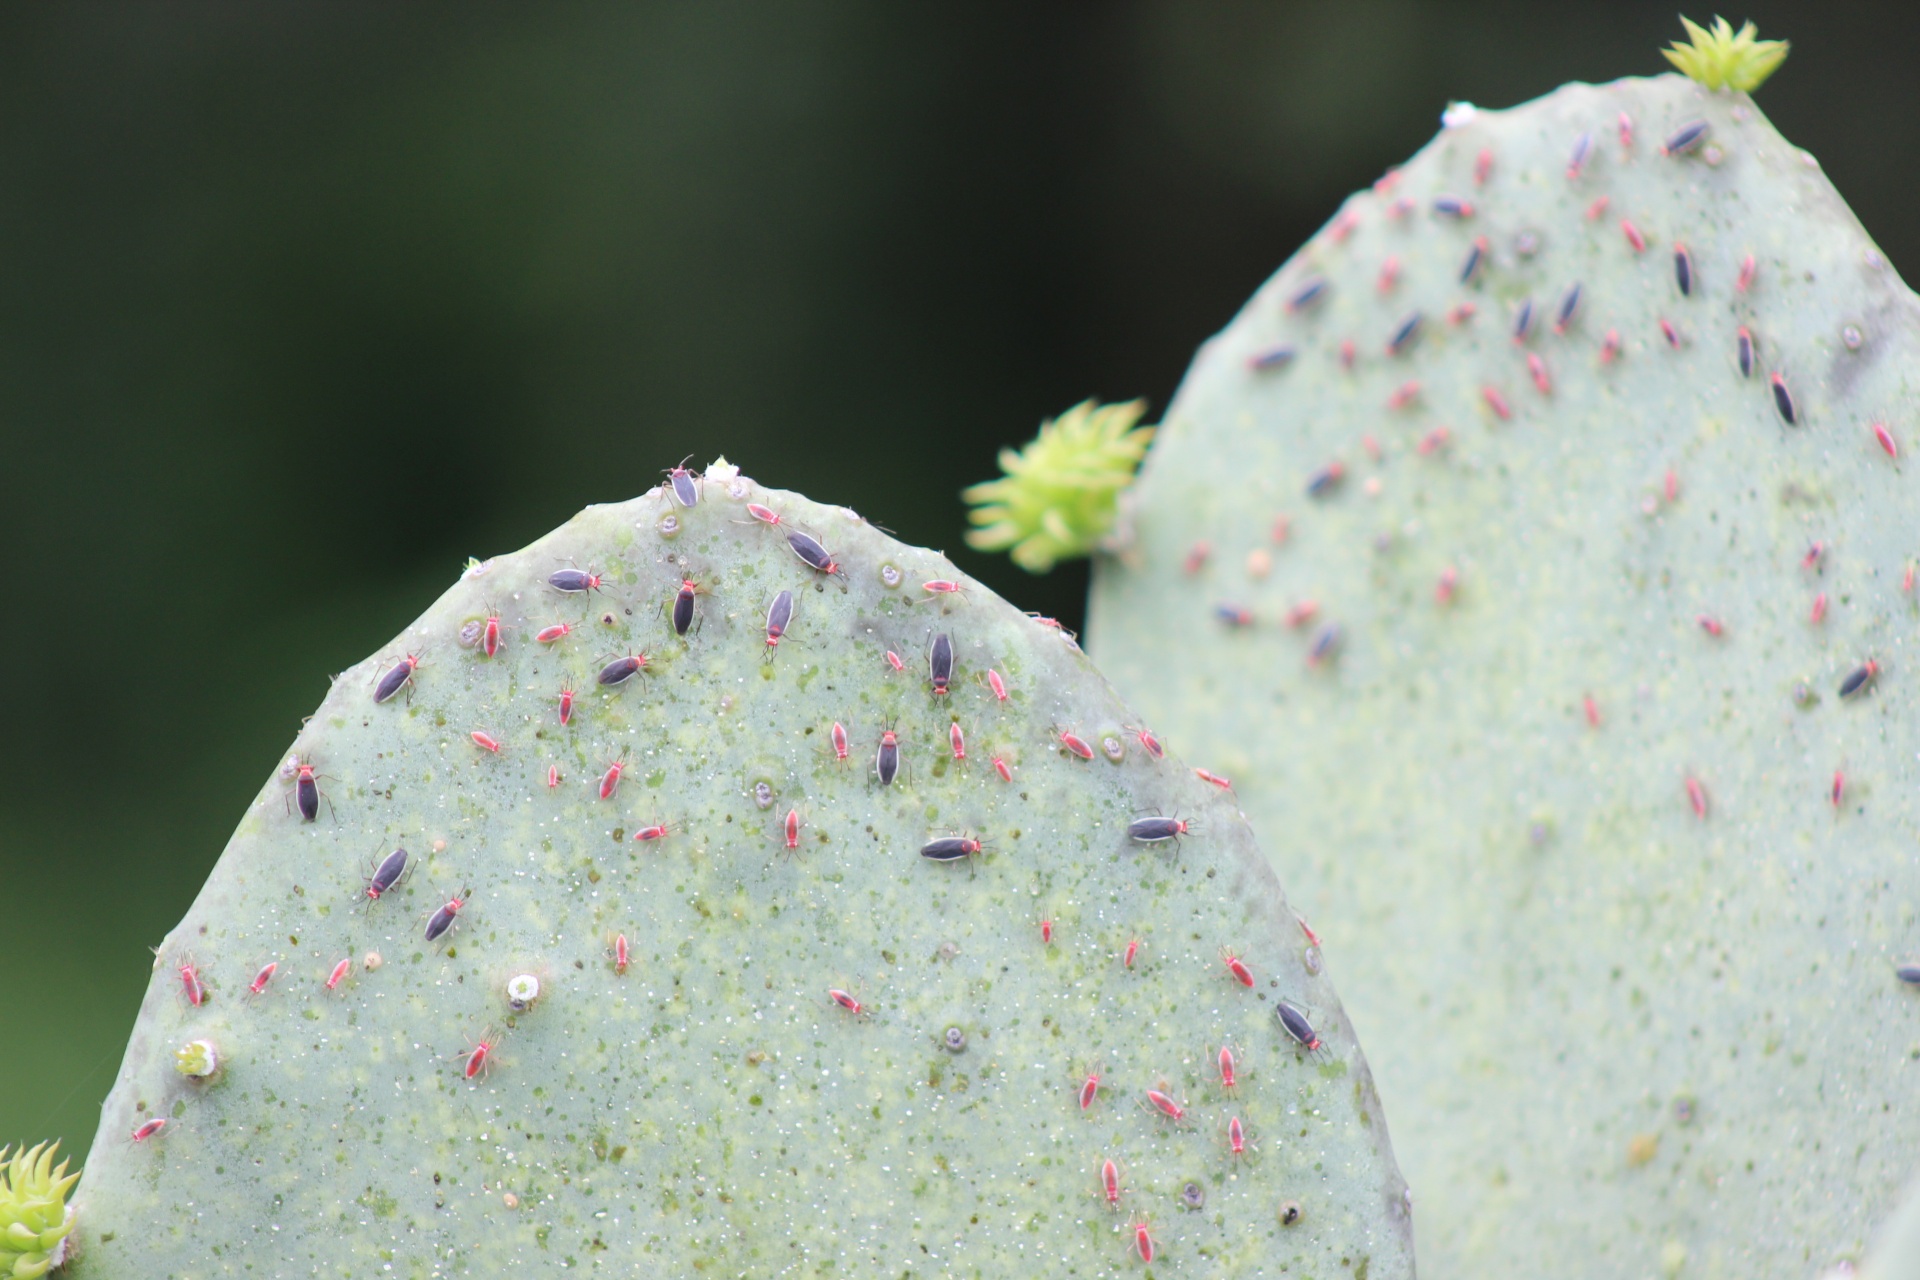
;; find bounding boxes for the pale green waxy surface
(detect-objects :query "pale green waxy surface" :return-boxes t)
[1864,1177,1920,1280]
[73,466,1410,1276]
[1090,75,1920,1279]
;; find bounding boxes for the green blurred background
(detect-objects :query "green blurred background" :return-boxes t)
[5,2,1916,1162]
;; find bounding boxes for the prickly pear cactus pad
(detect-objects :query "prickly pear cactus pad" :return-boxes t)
[1087,74,1920,1278]
[70,463,1411,1277]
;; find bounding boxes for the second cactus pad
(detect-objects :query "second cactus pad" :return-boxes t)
[69,464,1410,1276]
[1089,73,1920,1277]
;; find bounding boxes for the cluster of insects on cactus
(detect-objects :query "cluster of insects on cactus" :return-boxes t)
[107,455,1385,1275]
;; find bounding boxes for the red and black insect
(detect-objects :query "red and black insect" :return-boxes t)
[948,720,967,762]
[671,577,705,638]
[873,719,902,787]
[921,833,986,869]
[608,932,629,974]
[598,751,629,801]
[919,579,967,604]
[742,502,784,528]
[1305,462,1344,497]
[131,1118,168,1143]
[785,530,845,580]
[374,653,422,704]
[782,807,804,854]
[1143,1086,1188,1125]
[1553,283,1582,334]
[361,847,409,907]
[1685,774,1709,819]
[470,730,503,754]
[1736,326,1754,378]
[1661,119,1709,156]
[425,887,470,944]
[1673,242,1694,296]
[460,1028,500,1082]
[1385,311,1421,356]
[248,961,278,997]
[927,632,954,697]
[1216,1043,1241,1091]
[1274,998,1323,1052]
[1307,623,1343,666]
[985,669,1008,702]
[480,609,504,659]
[1075,1063,1105,1112]
[1565,130,1593,179]
[1126,725,1165,760]
[558,685,576,726]
[1459,236,1486,284]
[1620,219,1646,254]
[326,957,352,991]
[534,621,575,645]
[827,987,868,1018]
[1247,343,1295,372]
[1770,372,1797,425]
[548,568,605,595]
[663,455,700,508]
[598,651,650,686]
[830,721,850,764]
[1100,1157,1126,1211]
[1285,277,1327,312]
[288,758,329,823]
[1737,253,1756,294]
[1431,194,1473,218]
[175,956,208,1007]
[1194,766,1234,792]
[1127,814,1192,851]
[764,590,794,660]
[632,817,684,845]
[1839,659,1880,700]
[1057,730,1094,761]
[1511,297,1535,344]
[1220,947,1255,988]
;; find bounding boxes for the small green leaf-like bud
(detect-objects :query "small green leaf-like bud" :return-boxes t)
[963,400,1156,573]
[0,1142,78,1279]
[1662,15,1789,92]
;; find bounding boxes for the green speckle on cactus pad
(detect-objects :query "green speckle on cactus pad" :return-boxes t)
[1091,72,1919,1279]
[964,399,1156,572]
[69,462,1410,1277]
[1662,15,1789,93]
[0,1143,78,1280]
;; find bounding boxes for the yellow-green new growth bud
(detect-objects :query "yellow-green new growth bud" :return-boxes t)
[0,1142,79,1279]
[963,400,1156,573]
[175,1038,220,1079]
[1662,16,1788,92]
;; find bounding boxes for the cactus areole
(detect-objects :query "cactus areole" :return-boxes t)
[71,463,1410,1276]
[1089,71,1920,1279]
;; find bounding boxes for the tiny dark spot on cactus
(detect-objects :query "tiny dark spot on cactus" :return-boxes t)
[749,1094,763,1106]
[458,618,483,648]
[943,1026,967,1053]
[1673,1095,1697,1125]
[1180,1180,1206,1210]
[600,612,616,626]
[1792,682,1818,709]
[753,782,775,810]
[289,934,298,945]
[879,562,903,588]
[1101,735,1125,763]
[587,869,601,884]
[1279,1199,1303,1226]
[1843,325,1864,350]
[1513,231,1540,257]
